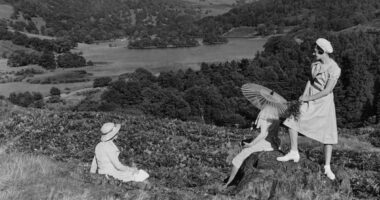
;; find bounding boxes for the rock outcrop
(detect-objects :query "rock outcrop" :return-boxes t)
[224,150,352,199]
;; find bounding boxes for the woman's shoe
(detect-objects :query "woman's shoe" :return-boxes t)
[324,165,336,180]
[276,151,300,162]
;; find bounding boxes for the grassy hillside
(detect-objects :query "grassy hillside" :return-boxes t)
[0,102,379,199]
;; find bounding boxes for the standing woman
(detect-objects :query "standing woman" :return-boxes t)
[277,38,341,180]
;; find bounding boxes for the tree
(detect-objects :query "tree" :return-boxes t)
[7,50,40,67]
[141,85,190,120]
[102,80,143,107]
[159,89,191,120]
[39,51,56,69]
[184,85,225,124]
[129,68,156,87]
[57,52,86,68]
[8,92,33,107]
[25,20,38,33]
[157,71,183,90]
[54,38,77,53]
[11,31,29,46]
[340,50,374,126]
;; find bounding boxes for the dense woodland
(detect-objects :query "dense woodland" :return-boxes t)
[74,30,380,128]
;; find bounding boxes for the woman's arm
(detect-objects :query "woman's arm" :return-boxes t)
[107,148,139,173]
[90,156,97,173]
[300,78,338,102]
[108,152,131,171]
[244,120,269,147]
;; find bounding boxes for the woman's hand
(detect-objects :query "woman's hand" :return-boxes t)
[132,167,139,174]
[242,141,254,148]
[242,141,249,148]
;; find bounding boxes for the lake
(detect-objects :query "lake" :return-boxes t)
[75,38,267,76]
[0,38,267,96]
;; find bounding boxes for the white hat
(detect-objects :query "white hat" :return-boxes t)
[316,38,333,53]
[100,122,121,142]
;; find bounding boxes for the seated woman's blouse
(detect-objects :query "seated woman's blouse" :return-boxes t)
[90,140,125,175]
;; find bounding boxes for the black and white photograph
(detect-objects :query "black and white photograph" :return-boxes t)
[0,0,379,199]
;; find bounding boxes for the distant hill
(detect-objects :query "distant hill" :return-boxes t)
[3,0,380,44]
[3,0,206,43]
[198,0,380,36]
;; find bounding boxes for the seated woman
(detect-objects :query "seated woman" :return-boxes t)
[90,122,149,182]
[223,105,281,187]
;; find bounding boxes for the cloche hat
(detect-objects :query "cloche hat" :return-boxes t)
[316,38,333,53]
[101,122,121,142]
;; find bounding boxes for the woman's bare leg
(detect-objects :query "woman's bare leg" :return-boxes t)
[289,128,298,151]
[323,144,335,180]
[224,166,239,188]
[324,144,332,166]
[277,128,300,162]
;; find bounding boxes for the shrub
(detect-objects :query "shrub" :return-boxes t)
[46,95,61,103]
[368,130,380,147]
[32,92,43,101]
[87,60,94,66]
[57,52,86,68]
[39,51,56,69]
[7,50,40,67]
[93,77,112,88]
[102,80,143,106]
[15,68,44,76]
[98,101,120,111]
[50,87,61,96]
[30,99,45,108]
[8,91,44,107]
[75,97,100,111]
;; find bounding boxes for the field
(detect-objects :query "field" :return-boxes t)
[0,4,13,19]
[0,102,379,199]
[0,60,94,96]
